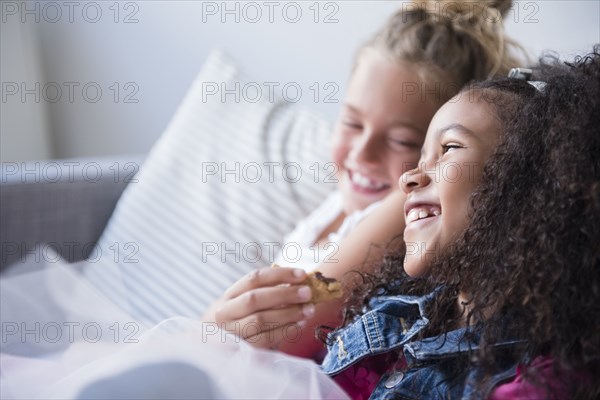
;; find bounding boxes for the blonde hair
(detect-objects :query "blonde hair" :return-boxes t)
[359,0,526,101]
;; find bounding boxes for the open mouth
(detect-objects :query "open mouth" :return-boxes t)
[405,205,441,224]
[348,170,390,194]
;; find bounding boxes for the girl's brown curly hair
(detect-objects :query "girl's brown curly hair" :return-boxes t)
[335,47,600,399]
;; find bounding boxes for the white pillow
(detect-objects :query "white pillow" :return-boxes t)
[83,51,336,324]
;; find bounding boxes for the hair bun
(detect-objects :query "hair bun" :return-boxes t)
[421,0,513,19]
[484,0,513,18]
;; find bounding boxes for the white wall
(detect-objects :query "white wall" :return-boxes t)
[1,0,599,162]
[1,4,53,162]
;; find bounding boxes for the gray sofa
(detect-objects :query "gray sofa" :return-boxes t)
[0,156,143,271]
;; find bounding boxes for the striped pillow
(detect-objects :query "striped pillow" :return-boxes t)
[83,51,336,324]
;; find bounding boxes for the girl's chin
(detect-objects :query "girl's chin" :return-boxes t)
[403,236,438,272]
[402,257,432,278]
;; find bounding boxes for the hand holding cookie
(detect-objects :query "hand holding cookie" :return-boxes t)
[210,264,317,349]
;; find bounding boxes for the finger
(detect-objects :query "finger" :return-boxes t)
[216,285,312,322]
[223,303,315,339]
[224,267,307,299]
[244,321,317,350]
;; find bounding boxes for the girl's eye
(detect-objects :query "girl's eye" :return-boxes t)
[342,120,362,130]
[389,138,419,149]
[441,143,462,154]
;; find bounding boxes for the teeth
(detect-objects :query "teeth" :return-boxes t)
[351,171,386,190]
[407,209,420,223]
[406,206,441,223]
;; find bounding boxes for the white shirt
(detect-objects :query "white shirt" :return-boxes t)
[274,191,382,271]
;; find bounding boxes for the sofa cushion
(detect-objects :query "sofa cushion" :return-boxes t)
[83,51,336,323]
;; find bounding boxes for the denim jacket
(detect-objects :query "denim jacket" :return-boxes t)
[321,291,519,400]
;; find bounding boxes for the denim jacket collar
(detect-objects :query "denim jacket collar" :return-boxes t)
[321,290,479,375]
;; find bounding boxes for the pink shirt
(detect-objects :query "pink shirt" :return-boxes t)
[333,353,403,400]
[490,356,588,400]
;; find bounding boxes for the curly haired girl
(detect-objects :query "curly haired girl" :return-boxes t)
[322,48,600,399]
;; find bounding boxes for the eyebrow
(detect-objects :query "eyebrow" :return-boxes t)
[343,103,425,134]
[439,123,478,139]
[343,103,361,115]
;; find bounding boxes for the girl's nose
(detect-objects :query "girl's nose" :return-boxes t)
[351,132,380,166]
[399,163,431,193]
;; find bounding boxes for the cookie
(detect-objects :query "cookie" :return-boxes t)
[305,271,343,303]
[271,263,343,303]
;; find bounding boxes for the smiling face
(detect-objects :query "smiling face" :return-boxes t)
[331,51,443,216]
[400,92,502,277]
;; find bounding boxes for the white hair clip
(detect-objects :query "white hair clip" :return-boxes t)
[508,67,546,92]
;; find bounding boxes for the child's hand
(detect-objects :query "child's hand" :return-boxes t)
[212,266,315,349]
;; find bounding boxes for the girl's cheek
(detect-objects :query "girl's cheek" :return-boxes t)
[330,131,349,169]
[331,145,348,176]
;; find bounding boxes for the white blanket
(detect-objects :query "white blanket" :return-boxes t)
[0,255,347,399]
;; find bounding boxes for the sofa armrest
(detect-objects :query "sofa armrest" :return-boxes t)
[0,155,144,270]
